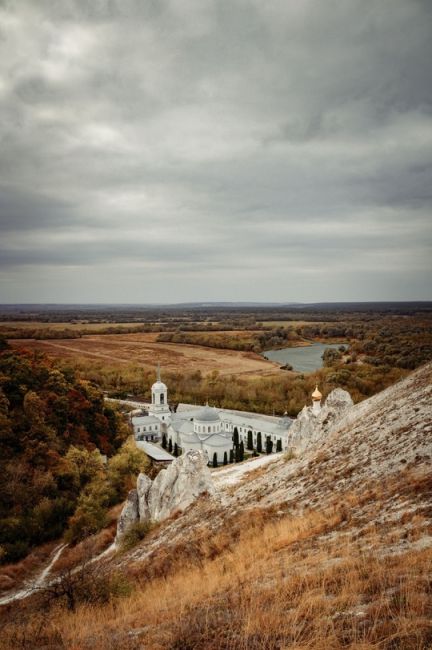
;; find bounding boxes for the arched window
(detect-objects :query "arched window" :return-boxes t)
[208,426,211,433]
[160,394,164,404]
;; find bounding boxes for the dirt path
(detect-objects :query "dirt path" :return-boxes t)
[0,543,67,606]
[39,340,135,364]
[212,453,283,487]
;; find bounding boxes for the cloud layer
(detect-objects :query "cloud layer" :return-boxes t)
[0,0,431,302]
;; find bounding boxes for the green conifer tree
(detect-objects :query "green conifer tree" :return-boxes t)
[276,439,282,452]
[223,451,228,465]
[247,430,253,451]
[229,449,234,463]
[265,437,273,454]
[174,442,179,457]
[168,438,173,453]
[257,432,262,453]
[239,440,244,462]
[162,433,167,449]
[212,452,218,468]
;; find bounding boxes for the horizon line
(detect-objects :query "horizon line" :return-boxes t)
[0,300,431,307]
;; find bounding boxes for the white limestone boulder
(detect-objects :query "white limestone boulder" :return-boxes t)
[116,489,139,543]
[148,449,215,521]
[324,387,354,411]
[137,473,152,521]
[116,450,214,544]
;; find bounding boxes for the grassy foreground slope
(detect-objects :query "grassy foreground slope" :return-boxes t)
[1,363,432,649]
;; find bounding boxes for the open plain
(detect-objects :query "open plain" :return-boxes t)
[8,332,281,378]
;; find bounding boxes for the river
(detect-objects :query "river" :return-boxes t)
[263,343,342,373]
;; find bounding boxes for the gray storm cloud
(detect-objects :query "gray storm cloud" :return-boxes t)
[0,0,431,302]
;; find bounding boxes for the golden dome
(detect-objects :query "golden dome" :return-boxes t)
[312,385,322,401]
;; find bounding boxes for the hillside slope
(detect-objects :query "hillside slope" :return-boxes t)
[2,363,431,649]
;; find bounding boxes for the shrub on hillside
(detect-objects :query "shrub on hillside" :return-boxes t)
[120,521,152,552]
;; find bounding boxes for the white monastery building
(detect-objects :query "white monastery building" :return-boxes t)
[131,414,161,442]
[131,366,324,465]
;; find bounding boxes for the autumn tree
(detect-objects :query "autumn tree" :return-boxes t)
[0,348,131,563]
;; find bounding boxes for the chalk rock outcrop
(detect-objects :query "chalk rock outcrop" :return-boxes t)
[116,450,214,544]
[288,388,353,452]
[325,388,354,412]
[148,448,215,520]
[137,473,152,521]
[116,489,139,541]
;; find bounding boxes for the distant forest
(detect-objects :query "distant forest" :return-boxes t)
[0,301,431,323]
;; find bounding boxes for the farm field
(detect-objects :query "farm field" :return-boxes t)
[9,333,281,378]
[259,320,325,327]
[0,321,145,331]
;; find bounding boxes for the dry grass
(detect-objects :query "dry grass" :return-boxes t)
[0,541,59,595]
[2,485,431,650]
[9,333,279,378]
[54,527,116,574]
[0,506,121,597]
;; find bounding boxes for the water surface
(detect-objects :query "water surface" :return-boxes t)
[263,343,342,373]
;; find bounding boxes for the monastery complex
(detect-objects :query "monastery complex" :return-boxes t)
[132,365,324,465]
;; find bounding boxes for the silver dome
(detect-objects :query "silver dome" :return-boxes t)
[194,405,220,422]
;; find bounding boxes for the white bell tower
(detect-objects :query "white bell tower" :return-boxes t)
[148,363,170,423]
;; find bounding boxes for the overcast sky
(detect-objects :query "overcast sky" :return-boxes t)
[0,0,431,304]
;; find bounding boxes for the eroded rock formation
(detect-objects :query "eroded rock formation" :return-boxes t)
[116,489,139,542]
[116,450,214,544]
[288,387,354,452]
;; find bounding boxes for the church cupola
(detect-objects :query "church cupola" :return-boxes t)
[311,385,322,415]
[193,404,221,436]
